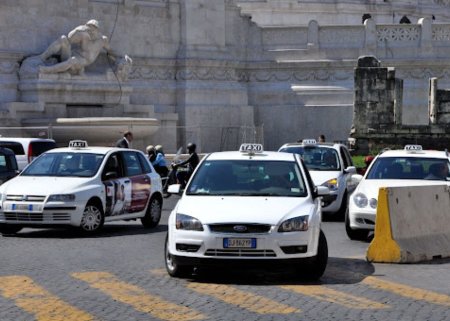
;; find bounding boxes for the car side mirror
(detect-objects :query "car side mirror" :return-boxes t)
[344,166,357,174]
[167,184,182,195]
[105,171,118,180]
[351,174,363,184]
[314,186,330,198]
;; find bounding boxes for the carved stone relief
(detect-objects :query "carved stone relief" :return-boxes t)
[377,26,420,42]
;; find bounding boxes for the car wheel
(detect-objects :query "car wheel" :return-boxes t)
[141,197,162,228]
[80,202,104,233]
[165,234,193,278]
[304,229,328,280]
[0,224,22,235]
[345,210,369,241]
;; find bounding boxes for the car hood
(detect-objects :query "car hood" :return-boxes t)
[175,196,314,225]
[0,176,90,195]
[354,179,449,199]
[309,171,341,185]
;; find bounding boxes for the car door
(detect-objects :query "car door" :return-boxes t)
[121,151,151,214]
[102,152,128,217]
[340,146,357,193]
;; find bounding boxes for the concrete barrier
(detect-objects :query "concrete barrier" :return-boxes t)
[367,184,450,263]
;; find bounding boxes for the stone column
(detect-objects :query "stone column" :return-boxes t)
[418,17,433,57]
[429,77,438,124]
[307,20,319,50]
[364,18,377,55]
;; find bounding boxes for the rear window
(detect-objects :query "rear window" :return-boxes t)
[29,141,57,157]
[0,142,25,155]
[279,146,341,171]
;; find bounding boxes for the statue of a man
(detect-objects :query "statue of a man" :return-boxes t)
[39,19,117,75]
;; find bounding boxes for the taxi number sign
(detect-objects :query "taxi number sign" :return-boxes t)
[223,238,256,248]
[239,144,263,153]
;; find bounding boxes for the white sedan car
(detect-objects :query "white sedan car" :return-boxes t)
[279,140,357,217]
[165,144,329,279]
[0,140,163,235]
[347,145,450,240]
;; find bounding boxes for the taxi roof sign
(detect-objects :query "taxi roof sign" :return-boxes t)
[239,143,263,154]
[404,145,422,152]
[69,140,88,148]
[302,139,317,145]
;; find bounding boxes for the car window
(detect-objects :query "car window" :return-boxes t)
[186,160,307,197]
[367,157,449,180]
[21,152,104,177]
[137,152,152,173]
[122,151,144,177]
[340,146,352,169]
[102,153,124,179]
[29,141,57,157]
[0,142,24,155]
[0,155,8,173]
[280,146,341,171]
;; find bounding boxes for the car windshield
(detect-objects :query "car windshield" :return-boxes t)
[279,146,340,171]
[186,160,308,197]
[366,157,450,181]
[21,152,104,177]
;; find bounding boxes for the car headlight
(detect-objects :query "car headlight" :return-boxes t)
[369,198,377,209]
[353,193,368,208]
[176,214,204,231]
[322,178,338,192]
[47,194,76,202]
[278,215,309,232]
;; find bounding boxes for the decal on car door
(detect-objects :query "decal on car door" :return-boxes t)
[104,178,132,216]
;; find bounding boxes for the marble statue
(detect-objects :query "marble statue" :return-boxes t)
[19,19,132,79]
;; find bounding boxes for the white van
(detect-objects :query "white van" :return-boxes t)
[0,138,56,170]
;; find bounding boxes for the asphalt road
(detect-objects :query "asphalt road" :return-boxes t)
[1,196,449,321]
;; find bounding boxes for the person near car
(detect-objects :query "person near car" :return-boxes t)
[173,142,199,187]
[152,145,169,178]
[146,145,157,163]
[115,131,133,148]
[318,134,326,143]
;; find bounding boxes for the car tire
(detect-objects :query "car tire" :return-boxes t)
[304,229,328,280]
[79,202,104,233]
[345,210,369,241]
[0,224,22,235]
[165,234,193,278]
[141,197,162,228]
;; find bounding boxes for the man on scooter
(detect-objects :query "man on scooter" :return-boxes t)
[173,142,199,188]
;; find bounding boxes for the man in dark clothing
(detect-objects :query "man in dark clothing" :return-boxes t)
[116,131,133,148]
[173,142,199,187]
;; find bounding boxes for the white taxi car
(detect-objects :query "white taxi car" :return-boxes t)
[347,145,450,240]
[278,139,357,217]
[165,144,330,279]
[0,141,163,235]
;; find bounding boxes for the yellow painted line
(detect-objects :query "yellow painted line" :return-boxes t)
[363,276,450,307]
[71,271,204,321]
[186,282,300,314]
[280,285,389,309]
[0,275,94,321]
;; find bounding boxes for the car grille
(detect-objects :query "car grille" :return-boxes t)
[3,212,71,222]
[204,249,276,257]
[208,224,272,234]
[6,195,46,202]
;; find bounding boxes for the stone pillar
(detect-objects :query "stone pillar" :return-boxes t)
[364,18,377,55]
[429,77,438,124]
[307,20,319,50]
[418,17,432,56]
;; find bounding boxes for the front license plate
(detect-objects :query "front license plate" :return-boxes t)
[223,238,256,248]
[12,204,33,212]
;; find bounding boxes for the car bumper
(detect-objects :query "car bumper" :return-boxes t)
[0,203,83,227]
[348,206,376,230]
[167,226,321,262]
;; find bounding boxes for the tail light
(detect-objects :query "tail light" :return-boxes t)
[28,143,34,163]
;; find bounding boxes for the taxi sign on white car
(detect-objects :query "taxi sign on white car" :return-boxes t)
[165,144,330,279]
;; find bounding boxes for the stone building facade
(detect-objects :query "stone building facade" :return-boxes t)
[1,0,450,152]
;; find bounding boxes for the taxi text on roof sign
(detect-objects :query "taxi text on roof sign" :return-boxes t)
[69,140,88,148]
[404,145,422,152]
[239,143,263,153]
[302,139,317,145]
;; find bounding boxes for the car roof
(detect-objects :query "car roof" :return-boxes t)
[377,149,449,159]
[44,146,136,155]
[205,150,297,161]
[0,137,55,142]
[279,142,346,150]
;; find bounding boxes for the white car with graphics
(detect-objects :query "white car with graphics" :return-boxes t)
[165,144,330,279]
[278,139,357,217]
[347,145,450,240]
[0,141,163,235]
